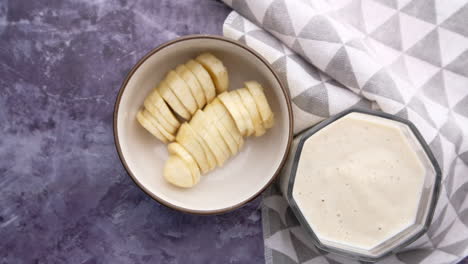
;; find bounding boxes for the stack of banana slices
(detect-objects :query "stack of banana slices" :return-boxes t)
[136,53,274,188]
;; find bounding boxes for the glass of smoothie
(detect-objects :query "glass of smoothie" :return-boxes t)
[279,108,441,262]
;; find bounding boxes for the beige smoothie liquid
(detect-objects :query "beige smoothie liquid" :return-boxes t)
[293,112,426,250]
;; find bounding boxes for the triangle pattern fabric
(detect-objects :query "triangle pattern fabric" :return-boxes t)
[401,0,437,24]
[443,70,468,107]
[263,0,295,35]
[370,13,403,50]
[283,56,322,97]
[408,96,437,127]
[290,230,319,263]
[373,0,398,8]
[265,230,299,263]
[230,14,245,32]
[445,50,468,78]
[397,0,413,9]
[397,107,409,119]
[362,69,404,102]
[327,84,370,114]
[421,96,449,129]
[453,95,468,118]
[299,15,342,43]
[270,56,290,90]
[324,46,361,89]
[435,0,467,24]
[345,39,368,52]
[440,115,463,148]
[389,55,411,83]
[292,39,307,59]
[283,0,315,35]
[292,83,330,117]
[399,12,435,51]
[361,0,397,33]
[421,70,449,107]
[266,208,289,235]
[407,29,442,67]
[297,38,343,70]
[232,0,258,24]
[249,30,284,53]
[270,249,299,264]
[345,45,382,87]
[335,0,366,32]
[245,35,285,62]
[438,27,468,67]
[404,54,440,88]
[244,0,274,23]
[287,54,321,82]
[440,3,468,38]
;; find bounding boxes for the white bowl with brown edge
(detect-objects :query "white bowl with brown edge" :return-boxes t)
[113,35,293,214]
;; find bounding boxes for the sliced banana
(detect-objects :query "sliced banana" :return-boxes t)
[176,123,210,173]
[185,123,217,170]
[195,53,228,93]
[175,65,206,109]
[168,142,201,184]
[218,92,248,136]
[190,110,230,166]
[144,96,177,134]
[142,109,175,142]
[136,109,168,143]
[245,81,275,128]
[159,80,191,120]
[165,71,198,115]
[146,88,180,129]
[236,88,266,137]
[164,155,195,188]
[231,91,255,136]
[204,106,238,155]
[206,99,244,149]
[186,60,216,103]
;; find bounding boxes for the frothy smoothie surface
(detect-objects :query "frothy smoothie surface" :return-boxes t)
[293,113,426,250]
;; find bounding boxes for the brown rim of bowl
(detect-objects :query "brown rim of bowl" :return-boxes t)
[113,34,294,215]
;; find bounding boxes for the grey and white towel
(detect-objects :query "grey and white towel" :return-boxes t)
[222,0,468,263]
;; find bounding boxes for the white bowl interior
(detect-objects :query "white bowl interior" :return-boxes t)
[116,37,291,212]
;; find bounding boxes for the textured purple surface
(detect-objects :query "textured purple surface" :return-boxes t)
[0,1,265,263]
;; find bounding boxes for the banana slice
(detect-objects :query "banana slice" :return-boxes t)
[236,88,266,137]
[195,53,228,93]
[204,106,238,155]
[165,71,198,115]
[185,123,217,170]
[164,155,195,188]
[207,99,244,149]
[190,110,230,166]
[245,81,275,128]
[218,92,248,136]
[168,142,201,184]
[142,109,175,142]
[175,65,206,109]
[144,96,177,134]
[146,88,180,129]
[176,123,210,173]
[231,91,255,136]
[159,80,191,120]
[186,60,216,103]
[136,109,169,143]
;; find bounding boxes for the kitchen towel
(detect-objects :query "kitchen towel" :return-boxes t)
[222,0,468,263]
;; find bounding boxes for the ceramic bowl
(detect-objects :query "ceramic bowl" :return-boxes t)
[114,35,293,214]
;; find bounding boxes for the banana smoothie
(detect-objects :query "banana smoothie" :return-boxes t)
[292,112,426,250]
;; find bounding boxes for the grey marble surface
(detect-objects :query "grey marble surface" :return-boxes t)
[0,1,265,263]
